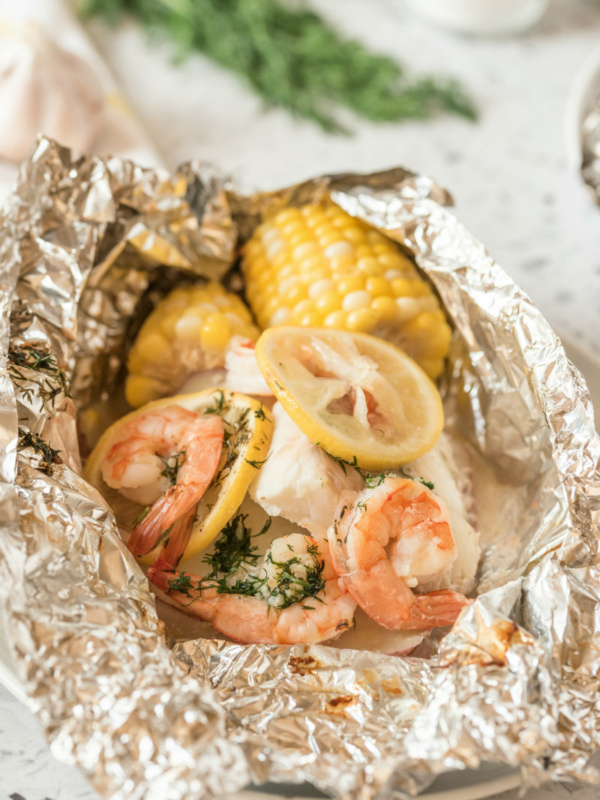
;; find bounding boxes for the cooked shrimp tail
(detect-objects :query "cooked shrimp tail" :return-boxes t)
[329,476,471,631]
[412,590,471,628]
[100,405,224,559]
[152,505,196,572]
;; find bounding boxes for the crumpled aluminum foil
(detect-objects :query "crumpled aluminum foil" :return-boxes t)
[1,136,600,800]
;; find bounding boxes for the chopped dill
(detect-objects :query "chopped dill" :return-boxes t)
[398,466,434,491]
[168,573,194,594]
[245,454,270,469]
[9,343,70,408]
[254,405,266,421]
[260,542,325,609]
[203,513,270,578]
[363,473,386,489]
[203,390,227,416]
[161,450,186,485]
[18,428,62,473]
[315,443,357,475]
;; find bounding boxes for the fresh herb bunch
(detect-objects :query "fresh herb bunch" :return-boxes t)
[82,0,477,132]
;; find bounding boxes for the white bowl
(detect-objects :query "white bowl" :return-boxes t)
[404,0,548,36]
[565,42,600,175]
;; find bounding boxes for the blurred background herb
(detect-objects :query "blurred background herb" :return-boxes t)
[82,0,477,132]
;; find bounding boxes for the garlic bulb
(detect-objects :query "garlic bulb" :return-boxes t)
[0,25,104,163]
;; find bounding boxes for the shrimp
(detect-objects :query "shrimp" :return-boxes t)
[148,533,357,645]
[100,405,224,558]
[328,477,471,631]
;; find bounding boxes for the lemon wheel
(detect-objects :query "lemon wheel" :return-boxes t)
[85,388,273,564]
[255,327,443,471]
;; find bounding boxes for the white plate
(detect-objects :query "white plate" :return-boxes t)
[1,333,598,799]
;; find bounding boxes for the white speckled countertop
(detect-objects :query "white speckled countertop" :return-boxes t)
[3,1,600,798]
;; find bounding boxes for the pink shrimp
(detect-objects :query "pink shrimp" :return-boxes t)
[328,477,471,631]
[148,533,356,645]
[100,405,224,558]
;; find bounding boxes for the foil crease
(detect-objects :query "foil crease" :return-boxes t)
[0,137,600,799]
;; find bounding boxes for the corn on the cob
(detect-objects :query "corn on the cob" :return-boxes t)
[126,283,258,408]
[241,203,451,378]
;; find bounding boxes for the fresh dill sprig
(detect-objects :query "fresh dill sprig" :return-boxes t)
[82,0,477,132]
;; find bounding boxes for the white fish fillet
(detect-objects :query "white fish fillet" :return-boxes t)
[224,336,273,396]
[250,402,364,538]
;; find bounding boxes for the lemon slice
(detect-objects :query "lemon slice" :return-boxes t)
[85,388,273,564]
[255,327,443,470]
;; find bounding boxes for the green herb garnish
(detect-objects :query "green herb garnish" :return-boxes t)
[203,389,227,416]
[83,0,476,133]
[161,450,186,485]
[18,429,62,473]
[9,343,70,408]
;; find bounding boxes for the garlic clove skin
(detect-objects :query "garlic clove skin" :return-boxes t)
[0,24,105,163]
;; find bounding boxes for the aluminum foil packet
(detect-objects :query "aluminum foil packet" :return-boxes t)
[1,136,600,800]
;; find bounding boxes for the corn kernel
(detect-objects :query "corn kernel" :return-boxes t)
[338,276,365,295]
[366,277,392,297]
[346,308,379,332]
[324,241,354,259]
[299,311,323,327]
[292,298,314,318]
[302,255,327,274]
[392,278,429,298]
[289,231,313,248]
[125,375,164,408]
[372,295,398,322]
[294,241,319,260]
[323,310,347,329]
[342,290,372,312]
[308,279,336,299]
[200,313,232,353]
[378,251,411,270]
[395,297,423,324]
[315,291,341,314]
[276,208,303,225]
[174,314,205,344]
[329,254,355,273]
[270,307,291,326]
[319,232,344,248]
[343,227,367,245]
[265,239,286,260]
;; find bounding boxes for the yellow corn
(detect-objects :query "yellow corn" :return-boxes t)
[126,283,259,408]
[241,203,451,378]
